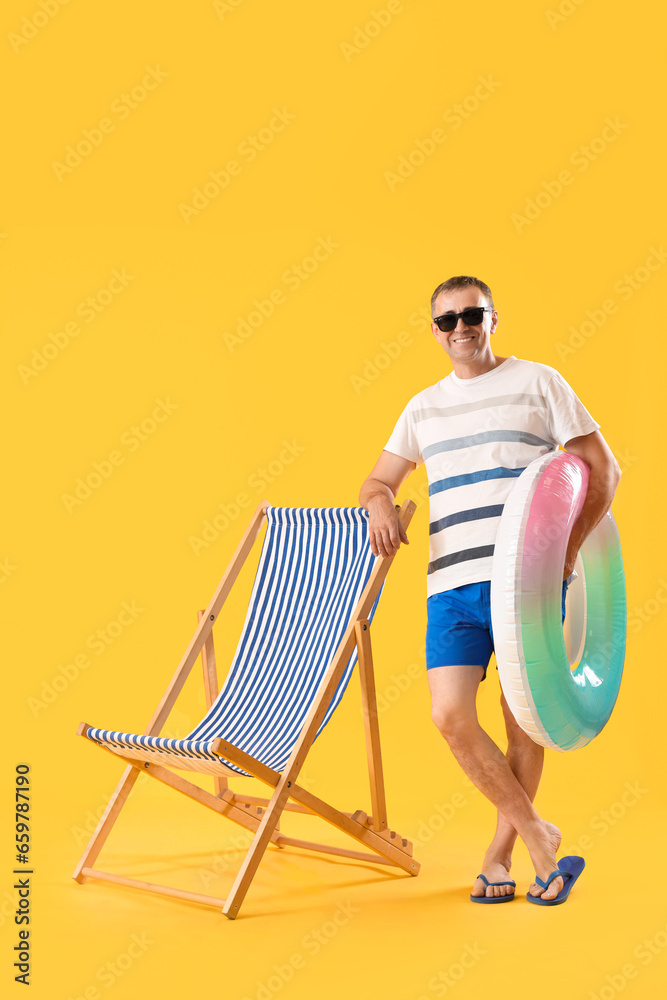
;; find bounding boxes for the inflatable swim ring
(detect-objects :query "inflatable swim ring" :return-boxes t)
[490,450,626,751]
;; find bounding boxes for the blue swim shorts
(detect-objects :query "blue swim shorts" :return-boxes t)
[425,579,568,679]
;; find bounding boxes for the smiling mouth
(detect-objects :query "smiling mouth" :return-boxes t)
[452,335,474,343]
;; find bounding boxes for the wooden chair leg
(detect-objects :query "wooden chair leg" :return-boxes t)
[222,776,292,919]
[73,764,140,881]
[355,619,388,833]
[197,610,227,796]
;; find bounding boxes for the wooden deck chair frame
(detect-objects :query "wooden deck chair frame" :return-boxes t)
[74,498,419,920]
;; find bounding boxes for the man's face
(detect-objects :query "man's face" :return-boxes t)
[430,286,498,363]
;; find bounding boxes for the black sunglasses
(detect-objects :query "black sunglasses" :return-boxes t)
[433,307,493,332]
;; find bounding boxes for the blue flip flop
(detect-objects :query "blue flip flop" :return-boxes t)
[526,856,585,906]
[470,873,516,903]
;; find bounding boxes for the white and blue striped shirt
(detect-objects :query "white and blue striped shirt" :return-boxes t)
[384,356,600,596]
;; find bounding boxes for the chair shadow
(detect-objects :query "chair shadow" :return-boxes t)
[82,842,415,920]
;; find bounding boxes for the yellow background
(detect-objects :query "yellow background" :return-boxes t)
[3,0,665,997]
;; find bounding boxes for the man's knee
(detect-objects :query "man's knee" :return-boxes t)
[430,702,475,742]
[428,664,484,739]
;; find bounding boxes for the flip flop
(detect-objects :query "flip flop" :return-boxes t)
[526,856,585,906]
[470,873,516,903]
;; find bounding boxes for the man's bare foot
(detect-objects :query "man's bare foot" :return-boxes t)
[471,858,515,899]
[527,821,563,901]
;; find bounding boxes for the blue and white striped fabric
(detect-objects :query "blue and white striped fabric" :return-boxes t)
[88,507,383,777]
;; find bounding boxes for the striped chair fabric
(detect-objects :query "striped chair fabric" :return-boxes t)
[87,506,383,776]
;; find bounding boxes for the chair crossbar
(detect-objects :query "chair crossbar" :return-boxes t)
[80,868,228,909]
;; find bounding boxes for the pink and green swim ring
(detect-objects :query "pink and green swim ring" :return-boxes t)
[490,450,626,751]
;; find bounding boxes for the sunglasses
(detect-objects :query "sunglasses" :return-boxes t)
[433,307,493,332]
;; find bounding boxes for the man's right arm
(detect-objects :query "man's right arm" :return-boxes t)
[359,451,416,557]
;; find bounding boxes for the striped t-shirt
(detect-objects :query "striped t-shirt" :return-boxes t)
[383,355,600,597]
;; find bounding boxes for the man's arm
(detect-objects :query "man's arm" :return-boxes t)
[562,429,622,578]
[359,451,416,558]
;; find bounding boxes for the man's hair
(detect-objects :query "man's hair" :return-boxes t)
[430,275,494,317]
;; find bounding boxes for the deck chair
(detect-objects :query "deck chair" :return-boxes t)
[74,499,419,919]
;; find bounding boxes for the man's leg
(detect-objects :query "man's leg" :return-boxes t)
[427,665,564,900]
[471,690,546,897]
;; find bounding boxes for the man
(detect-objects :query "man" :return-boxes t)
[358,275,621,903]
